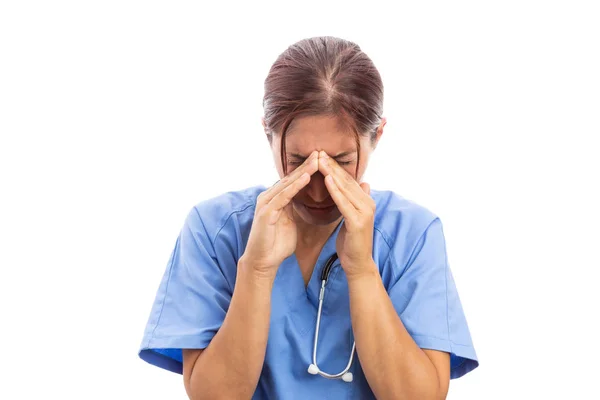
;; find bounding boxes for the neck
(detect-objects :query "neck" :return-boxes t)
[294,210,342,249]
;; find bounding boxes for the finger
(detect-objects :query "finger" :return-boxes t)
[260,151,318,204]
[271,202,295,226]
[318,151,359,189]
[324,174,357,219]
[318,152,368,210]
[264,172,311,224]
[358,181,376,211]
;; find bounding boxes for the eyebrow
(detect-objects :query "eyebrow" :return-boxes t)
[288,151,356,159]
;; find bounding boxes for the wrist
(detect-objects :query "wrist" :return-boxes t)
[345,260,380,285]
[238,256,278,284]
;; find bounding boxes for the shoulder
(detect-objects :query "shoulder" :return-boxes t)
[371,188,439,242]
[371,189,441,275]
[186,185,266,242]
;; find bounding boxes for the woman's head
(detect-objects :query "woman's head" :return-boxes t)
[262,36,386,226]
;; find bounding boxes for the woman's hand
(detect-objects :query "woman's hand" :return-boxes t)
[241,151,319,278]
[318,151,377,280]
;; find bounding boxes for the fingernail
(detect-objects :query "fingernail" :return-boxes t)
[319,151,328,158]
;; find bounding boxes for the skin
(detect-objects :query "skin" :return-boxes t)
[182,114,451,400]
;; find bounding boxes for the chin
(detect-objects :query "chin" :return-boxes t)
[292,201,341,226]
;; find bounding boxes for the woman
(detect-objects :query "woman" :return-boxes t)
[139,36,478,399]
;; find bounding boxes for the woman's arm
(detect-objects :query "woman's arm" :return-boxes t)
[348,264,451,400]
[182,257,274,400]
[182,154,321,399]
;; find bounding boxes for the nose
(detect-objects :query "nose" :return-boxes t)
[306,171,330,203]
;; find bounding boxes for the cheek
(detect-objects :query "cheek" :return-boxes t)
[356,154,371,179]
[275,157,293,178]
[349,165,368,182]
[284,164,299,177]
[342,164,360,180]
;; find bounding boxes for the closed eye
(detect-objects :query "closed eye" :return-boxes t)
[288,160,353,166]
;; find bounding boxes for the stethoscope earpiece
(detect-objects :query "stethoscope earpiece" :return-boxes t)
[308,363,353,382]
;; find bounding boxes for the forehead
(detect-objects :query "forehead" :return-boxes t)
[285,114,356,153]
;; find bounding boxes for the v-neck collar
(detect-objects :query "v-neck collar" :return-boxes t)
[285,218,345,306]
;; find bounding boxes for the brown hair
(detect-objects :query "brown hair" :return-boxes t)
[262,36,384,177]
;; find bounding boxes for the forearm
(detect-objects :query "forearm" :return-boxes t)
[187,257,273,399]
[348,265,441,400]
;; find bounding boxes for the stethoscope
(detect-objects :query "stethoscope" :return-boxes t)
[307,253,356,383]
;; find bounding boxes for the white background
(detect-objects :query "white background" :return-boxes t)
[1,1,599,399]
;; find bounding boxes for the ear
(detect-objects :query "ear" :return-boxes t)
[262,117,273,144]
[372,117,386,150]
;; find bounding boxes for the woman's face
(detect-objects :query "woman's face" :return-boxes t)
[266,114,384,227]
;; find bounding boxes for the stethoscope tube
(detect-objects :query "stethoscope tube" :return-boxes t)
[307,253,356,383]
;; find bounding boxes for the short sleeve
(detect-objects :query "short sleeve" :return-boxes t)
[138,206,234,374]
[388,217,479,379]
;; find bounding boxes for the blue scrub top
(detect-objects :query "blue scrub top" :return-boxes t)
[139,185,479,399]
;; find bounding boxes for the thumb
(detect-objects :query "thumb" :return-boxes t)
[284,202,295,221]
[359,182,371,195]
